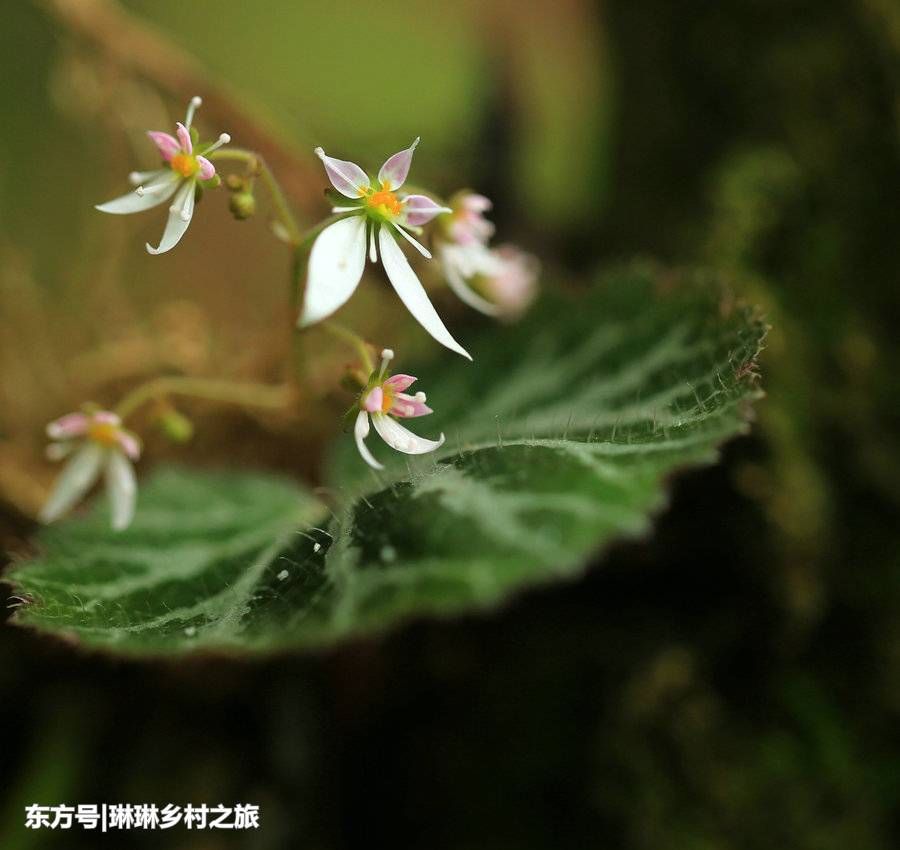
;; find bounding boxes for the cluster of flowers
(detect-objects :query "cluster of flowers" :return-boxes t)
[42,97,538,530]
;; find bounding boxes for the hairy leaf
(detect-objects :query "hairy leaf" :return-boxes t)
[7,265,766,655]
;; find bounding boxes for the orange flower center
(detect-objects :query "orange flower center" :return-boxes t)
[88,422,120,447]
[171,153,199,178]
[365,188,402,218]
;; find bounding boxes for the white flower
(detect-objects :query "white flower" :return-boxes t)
[300,140,471,360]
[40,410,142,531]
[353,349,444,470]
[95,96,230,255]
[439,242,540,320]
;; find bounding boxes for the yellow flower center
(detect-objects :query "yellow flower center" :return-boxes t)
[363,184,402,219]
[171,153,199,178]
[380,386,395,413]
[88,421,121,447]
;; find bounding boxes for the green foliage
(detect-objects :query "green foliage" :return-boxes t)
[9,266,765,656]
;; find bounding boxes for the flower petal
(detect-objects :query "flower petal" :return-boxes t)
[116,429,142,461]
[439,245,501,317]
[378,228,471,359]
[389,393,432,418]
[95,172,178,215]
[147,131,180,161]
[403,194,451,227]
[384,374,416,392]
[176,122,193,154]
[314,147,371,198]
[354,410,383,470]
[298,215,367,326]
[105,451,137,531]
[46,413,89,440]
[363,386,383,413]
[463,193,492,213]
[146,180,194,255]
[39,443,105,524]
[371,413,445,455]
[196,155,216,180]
[377,137,419,190]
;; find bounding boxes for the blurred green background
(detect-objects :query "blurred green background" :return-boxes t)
[1,0,899,847]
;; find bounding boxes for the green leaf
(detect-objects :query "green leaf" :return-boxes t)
[7,265,766,656]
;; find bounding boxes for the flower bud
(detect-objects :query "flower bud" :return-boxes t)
[158,408,194,443]
[229,191,256,220]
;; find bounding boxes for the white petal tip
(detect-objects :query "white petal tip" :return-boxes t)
[314,147,325,159]
[411,136,421,148]
[145,243,163,255]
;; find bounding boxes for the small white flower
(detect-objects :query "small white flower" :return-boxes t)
[439,242,540,321]
[40,410,142,531]
[353,349,444,470]
[300,140,471,360]
[95,96,230,255]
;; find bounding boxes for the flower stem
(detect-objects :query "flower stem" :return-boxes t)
[322,322,375,373]
[210,148,302,245]
[114,376,292,421]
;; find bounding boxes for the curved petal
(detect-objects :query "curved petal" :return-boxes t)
[46,442,77,462]
[195,155,216,180]
[378,228,472,359]
[371,413,445,456]
[384,374,416,392]
[363,386,383,413]
[175,122,193,154]
[402,194,451,227]
[298,216,367,326]
[147,131,180,161]
[46,412,89,440]
[440,247,501,317]
[105,451,137,531]
[354,410,383,470]
[146,180,194,255]
[377,137,419,190]
[39,443,105,524]
[314,147,370,198]
[116,430,142,461]
[389,393,432,418]
[95,171,177,215]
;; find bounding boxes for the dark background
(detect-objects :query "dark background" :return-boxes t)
[2,0,899,847]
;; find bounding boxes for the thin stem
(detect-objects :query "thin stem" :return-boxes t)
[114,376,292,421]
[210,148,302,245]
[322,321,375,373]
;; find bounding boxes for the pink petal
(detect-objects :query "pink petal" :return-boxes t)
[384,374,417,392]
[196,155,215,180]
[147,131,180,162]
[46,413,89,440]
[389,393,432,418]
[377,138,419,190]
[176,122,192,154]
[92,411,122,426]
[463,193,492,213]
[403,194,450,227]
[116,430,142,461]
[315,147,371,198]
[363,386,384,413]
